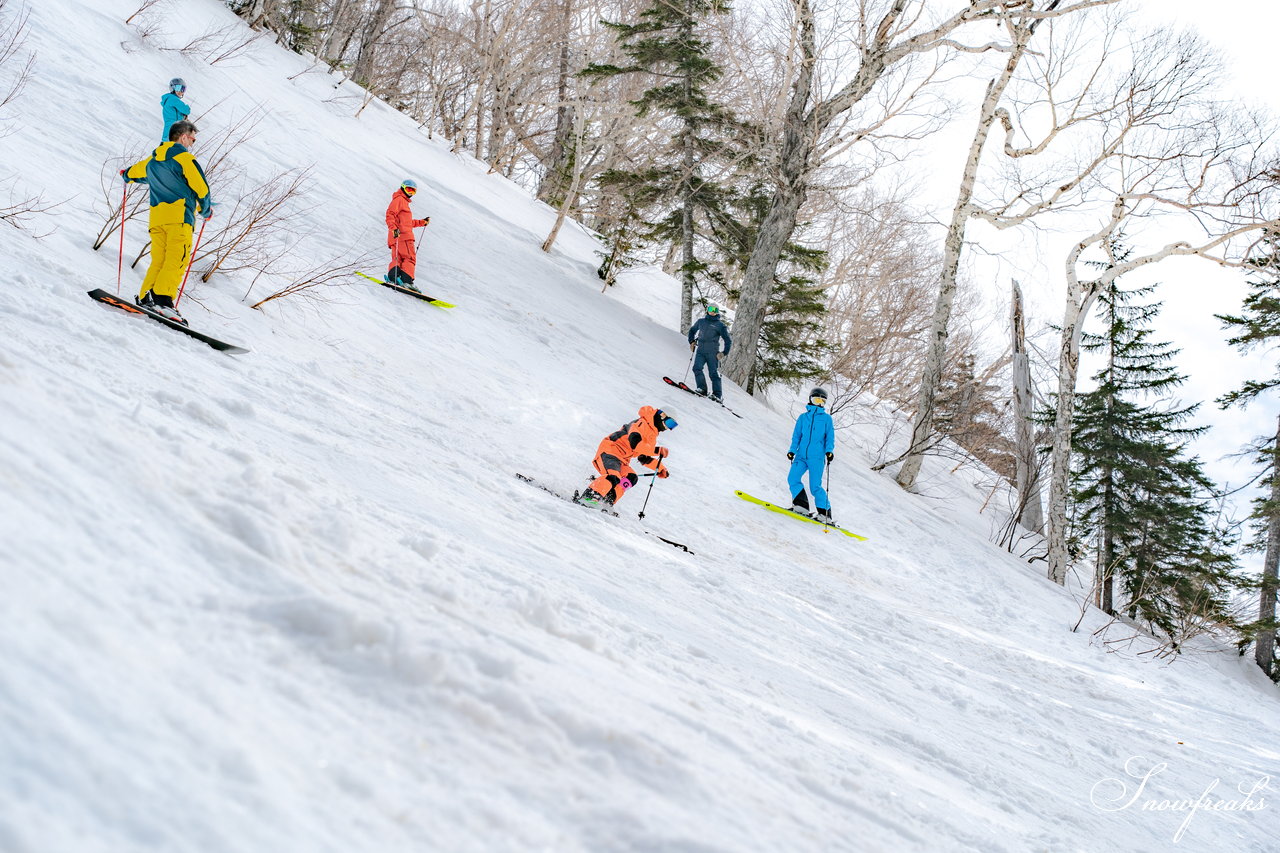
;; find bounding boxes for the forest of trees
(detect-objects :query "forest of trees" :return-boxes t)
[209,0,1280,675]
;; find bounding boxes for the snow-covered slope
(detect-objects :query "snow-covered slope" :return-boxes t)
[1,2,1276,851]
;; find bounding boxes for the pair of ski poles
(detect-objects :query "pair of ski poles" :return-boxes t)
[116,182,208,307]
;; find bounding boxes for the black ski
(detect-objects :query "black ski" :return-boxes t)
[354,271,454,308]
[661,376,742,418]
[514,473,694,554]
[87,289,249,354]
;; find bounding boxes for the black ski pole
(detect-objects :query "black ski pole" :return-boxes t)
[682,351,694,383]
[823,455,832,524]
[638,472,657,520]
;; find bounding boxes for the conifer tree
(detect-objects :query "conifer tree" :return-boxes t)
[1217,230,1280,678]
[581,0,743,332]
[1071,274,1239,646]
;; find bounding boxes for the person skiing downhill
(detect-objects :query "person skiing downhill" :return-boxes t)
[788,387,835,523]
[122,119,213,324]
[579,406,678,507]
[160,78,190,144]
[687,304,731,401]
[385,179,430,291]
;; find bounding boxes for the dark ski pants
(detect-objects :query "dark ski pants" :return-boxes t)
[589,451,637,504]
[693,351,722,397]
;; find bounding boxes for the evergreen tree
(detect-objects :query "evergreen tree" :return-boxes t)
[581,0,744,331]
[1071,274,1240,646]
[1217,230,1280,678]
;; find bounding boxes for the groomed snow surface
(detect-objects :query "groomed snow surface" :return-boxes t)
[1,1,1276,851]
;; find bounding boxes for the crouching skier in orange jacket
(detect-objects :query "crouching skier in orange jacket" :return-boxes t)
[577,406,678,507]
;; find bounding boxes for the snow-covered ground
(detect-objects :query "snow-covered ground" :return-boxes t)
[1,1,1276,851]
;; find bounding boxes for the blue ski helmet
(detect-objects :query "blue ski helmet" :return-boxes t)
[401,179,418,193]
[169,77,186,94]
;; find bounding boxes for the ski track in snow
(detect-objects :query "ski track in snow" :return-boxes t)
[1,1,1277,851]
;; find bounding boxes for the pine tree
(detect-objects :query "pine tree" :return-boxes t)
[581,0,744,331]
[1071,274,1240,646]
[1217,230,1280,678]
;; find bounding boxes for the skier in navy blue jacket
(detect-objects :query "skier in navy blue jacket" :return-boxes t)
[788,387,835,522]
[687,304,732,401]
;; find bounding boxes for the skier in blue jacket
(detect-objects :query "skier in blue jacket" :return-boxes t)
[788,387,835,523]
[161,78,190,143]
[687,304,731,401]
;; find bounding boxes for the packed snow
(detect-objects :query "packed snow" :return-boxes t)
[0,1,1276,851]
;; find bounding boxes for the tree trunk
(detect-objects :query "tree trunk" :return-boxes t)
[1009,280,1044,533]
[352,0,396,88]
[537,0,575,205]
[720,0,821,386]
[1257,414,1280,676]
[679,20,696,333]
[896,19,1034,489]
[1100,471,1114,612]
[541,107,586,253]
[1046,262,1099,584]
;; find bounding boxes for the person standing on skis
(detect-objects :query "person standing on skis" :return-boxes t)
[122,120,213,325]
[160,77,190,144]
[385,179,430,291]
[687,304,731,402]
[578,406,678,507]
[788,387,835,523]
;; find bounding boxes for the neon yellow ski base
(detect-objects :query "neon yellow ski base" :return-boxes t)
[354,271,455,308]
[734,490,867,541]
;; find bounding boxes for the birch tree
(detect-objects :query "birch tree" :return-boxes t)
[1030,35,1280,583]
[719,0,1050,389]
[894,0,1112,489]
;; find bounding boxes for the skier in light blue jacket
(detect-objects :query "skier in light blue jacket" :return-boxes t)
[161,78,190,143]
[787,387,835,522]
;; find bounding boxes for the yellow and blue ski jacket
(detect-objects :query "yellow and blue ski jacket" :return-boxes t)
[124,141,212,228]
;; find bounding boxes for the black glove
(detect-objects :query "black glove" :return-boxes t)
[826,452,834,462]
[393,228,400,238]
[787,452,795,461]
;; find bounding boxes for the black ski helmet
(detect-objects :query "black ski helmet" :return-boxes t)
[656,408,678,430]
[809,387,829,406]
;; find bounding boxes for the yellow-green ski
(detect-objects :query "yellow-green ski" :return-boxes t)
[734,490,867,541]
[354,271,455,308]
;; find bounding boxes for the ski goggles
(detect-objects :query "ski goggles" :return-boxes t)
[402,186,417,196]
[662,415,678,430]
[810,395,827,406]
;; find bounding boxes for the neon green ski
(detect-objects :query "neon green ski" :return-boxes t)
[734,490,867,541]
[354,271,455,308]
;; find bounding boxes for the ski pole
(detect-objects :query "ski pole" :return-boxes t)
[176,216,208,308]
[824,455,832,521]
[682,351,693,383]
[117,181,127,295]
[637,473,657,520]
